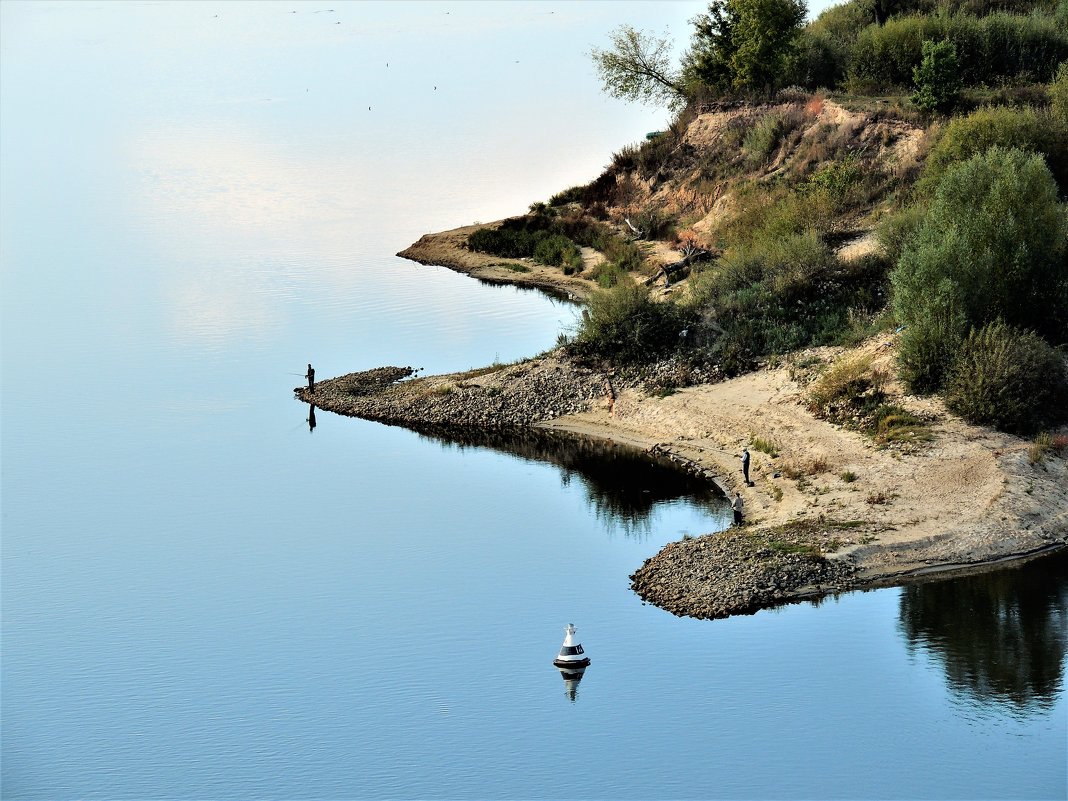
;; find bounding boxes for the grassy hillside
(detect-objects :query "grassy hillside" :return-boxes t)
[463,0,1068,435]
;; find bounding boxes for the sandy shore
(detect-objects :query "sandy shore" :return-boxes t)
[539,343,1068,612]
[302,233,1068,618]
[398,225,601,301]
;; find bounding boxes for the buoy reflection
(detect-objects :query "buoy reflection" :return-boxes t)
[556,665,586,703]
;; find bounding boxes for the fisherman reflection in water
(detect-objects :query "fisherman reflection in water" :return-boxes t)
[307,405,316,433]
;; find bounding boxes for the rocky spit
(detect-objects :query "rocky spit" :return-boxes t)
[630,529,858,620]
[295,355,607,430]
[295,352,861,619]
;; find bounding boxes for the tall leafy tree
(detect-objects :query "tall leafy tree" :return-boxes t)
[685,0,807,93]
[911,39,961,111]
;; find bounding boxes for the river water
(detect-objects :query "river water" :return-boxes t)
[2,3,1065,799]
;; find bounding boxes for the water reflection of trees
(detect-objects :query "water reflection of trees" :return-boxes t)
[416,425,724,537]
[898,550,1068,712]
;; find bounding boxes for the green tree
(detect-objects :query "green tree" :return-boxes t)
[892,147,1068,391]
[685,0,807,94]
[911,39,961,111]
[590,26,687,109]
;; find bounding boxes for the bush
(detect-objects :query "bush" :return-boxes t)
[549,185,586,206]
[892,147,1068,392]
[847,12,1068,92]
[742,107,804,165]
[920,105,1068,194]
[466,216,590,275]
[876,203,927,267]
[871,404,933,445]
[533,234,582,272]
[807,354,886,413]
[784,28,846,89]
[568,281,692,365]
[467,226,542,258]
[898,315,963,393]
[944,321,1068,433]
[691,228,890,371]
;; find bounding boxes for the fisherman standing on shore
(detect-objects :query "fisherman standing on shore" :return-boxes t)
[741,447,751,486]
[732,492,744,526]
[306,363,315,392]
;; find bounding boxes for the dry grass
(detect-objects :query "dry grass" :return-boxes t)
[782,455,831,480]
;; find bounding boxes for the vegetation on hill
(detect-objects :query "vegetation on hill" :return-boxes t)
[462,0,1068,433]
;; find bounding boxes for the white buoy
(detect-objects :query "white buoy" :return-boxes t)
[552,623,591,668]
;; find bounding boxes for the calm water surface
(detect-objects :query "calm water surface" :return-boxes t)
[2,3,1065,799]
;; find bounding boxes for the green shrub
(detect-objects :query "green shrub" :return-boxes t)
[849,15,960,91]
[871,404,933,445]
[691,229,889,370]
[533,234,582,272]
[920,105,1068,194]
[944,320,1068,433]
[892,147,1068,392]
[750,435,780,457]
[715,181,838,245]
[847,12,1068,92]
[549,185,586,206]
[568,281,692,365]
[467,215,600,275]
[898,315,964,393]
[588,261,627,288]
[806,154,863,197]
[742,108,804,165]
[784,28,846,89]
[807,354,886,412]
[633,207,676,240]
[911,39,961,111]
[876,203,927,267]
[467,226,542,258]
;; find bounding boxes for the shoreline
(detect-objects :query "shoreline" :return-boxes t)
[297,237,1068,620]
[397,224,600,302]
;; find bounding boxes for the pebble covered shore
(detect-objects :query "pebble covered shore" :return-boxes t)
[295,356,605,430]
[630,529,858,620]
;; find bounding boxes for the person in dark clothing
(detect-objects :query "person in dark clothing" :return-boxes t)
[741,447,751,486]
[306,363,315,392]
[732,492,744,526]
